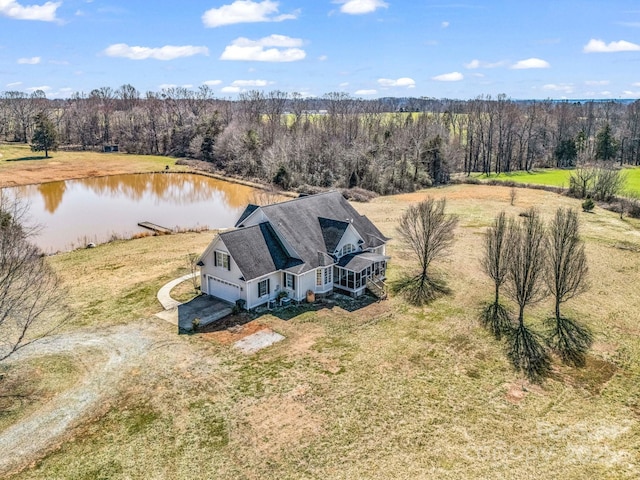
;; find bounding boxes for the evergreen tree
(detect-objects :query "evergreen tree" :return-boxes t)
[31,113,58,158]
[595,123,618,161]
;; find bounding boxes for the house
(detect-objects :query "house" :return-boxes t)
[199,191,389,310]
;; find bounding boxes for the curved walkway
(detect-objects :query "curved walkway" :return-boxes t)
[156,272,197,310]
[155,273,232,330]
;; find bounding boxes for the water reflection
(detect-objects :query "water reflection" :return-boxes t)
[7,173,258,253]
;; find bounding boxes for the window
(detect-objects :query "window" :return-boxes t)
[284,272,295,289]
[340,243,356,257]
[324,267,332,285]
[317,267,332,287]
[258,279,270,297]
[215,251,230,270]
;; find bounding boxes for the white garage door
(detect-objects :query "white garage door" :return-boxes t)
[207,275,241,303]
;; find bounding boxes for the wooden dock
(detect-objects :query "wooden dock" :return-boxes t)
[138,221,174,234]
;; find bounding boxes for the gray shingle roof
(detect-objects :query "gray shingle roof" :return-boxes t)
[235,204,259,227]
[222,191,388,279]
[318,217,349,253]
[220,222,302,281]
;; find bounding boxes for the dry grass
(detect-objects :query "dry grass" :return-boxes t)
[0,143,190,188]
[48,235,213,329]
[0,355,83,432]
[5,184,640,479]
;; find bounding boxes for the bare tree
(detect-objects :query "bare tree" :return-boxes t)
[545,208,592,366]
[0,193,69,363]
[505,208,551,381]
[186,253,201,295]
[395,197,458,305]
[480,211,512,339]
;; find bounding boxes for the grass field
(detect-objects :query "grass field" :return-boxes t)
[476,166,640,197]
[3,184,639,479]
[0,143,190,187]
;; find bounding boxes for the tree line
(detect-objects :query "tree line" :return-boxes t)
[2,87,640,195]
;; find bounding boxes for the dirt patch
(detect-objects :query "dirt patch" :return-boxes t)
[563,356,618,394]
[504,382,545,404]
[202,319,269,345]
[238,394,325,456]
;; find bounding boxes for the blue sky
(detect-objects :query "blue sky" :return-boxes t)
[1,0,640,100]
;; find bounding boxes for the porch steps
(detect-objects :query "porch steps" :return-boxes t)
[366,278,387,300]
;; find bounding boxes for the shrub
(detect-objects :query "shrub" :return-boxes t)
[628,199,640,219]
[191,317,200,332]
[582,198,595,212]
[340,187,378,203]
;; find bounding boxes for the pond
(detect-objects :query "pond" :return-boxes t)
[6,173,259,253]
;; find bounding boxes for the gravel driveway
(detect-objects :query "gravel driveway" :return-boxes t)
[0,321,169,476]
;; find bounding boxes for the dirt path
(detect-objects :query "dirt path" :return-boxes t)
[0,321,174,476]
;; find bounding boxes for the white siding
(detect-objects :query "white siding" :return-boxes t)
[238,208,267,227]
[297,270,317,299]
[200,237,247,304]
[335,224,363,257]
[246,272,282,309]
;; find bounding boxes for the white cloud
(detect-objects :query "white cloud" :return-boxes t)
[220,35,306,62]
[221,86,241,93]
[318,55,328,61]
[633,82,640,87]
[464,59,505,69]
[6,81,22,87]
[49,59,69,65]
[583,38,640,53]
[231,79,268,87]
[203,79,223,86]
[585,80,610,86]
[622,90,640,97]
[336,0,388,15]
[103,44,209,60]
[339,82,349,88]
[17,56,41,64]
[355,89,377,95]
[202,0,298,27]
[432,71,463,82]
[510,58,550,69]
[26,85,51,92]
[377,77,416,88]
[158,84,193,90]
[542,83,574,94]
[441,21,449,28]
[0,0,60,21]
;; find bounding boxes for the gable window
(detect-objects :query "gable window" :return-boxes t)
[284,272,295,290]
[340,243,356,257]
[316,269,323,286]
[215,251,230,270]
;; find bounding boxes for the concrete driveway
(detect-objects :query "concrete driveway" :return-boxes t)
[155,273,233,331]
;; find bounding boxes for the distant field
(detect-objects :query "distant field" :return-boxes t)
[3,184,639,479]
[0,143,189,187]
[477,167,640,196]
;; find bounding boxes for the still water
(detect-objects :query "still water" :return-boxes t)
[7,173,258,253]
